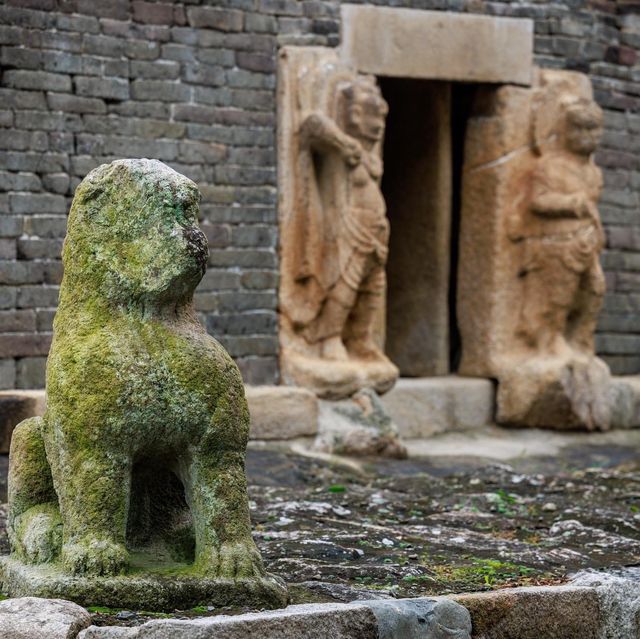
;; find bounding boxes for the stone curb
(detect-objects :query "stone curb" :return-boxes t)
[2,571,640,638]
[0,386,319,453]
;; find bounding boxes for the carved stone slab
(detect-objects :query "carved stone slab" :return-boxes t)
[277,46,398,399]
[458,69,611,430]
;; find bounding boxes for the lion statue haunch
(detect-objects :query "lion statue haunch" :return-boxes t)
[2,159,287,610]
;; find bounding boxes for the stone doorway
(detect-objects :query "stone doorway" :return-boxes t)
[381,78,479,377]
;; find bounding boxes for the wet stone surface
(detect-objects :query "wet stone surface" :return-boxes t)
[0,435,639,626]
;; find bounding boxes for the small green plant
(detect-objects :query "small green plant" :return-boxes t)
[327,484,347,493]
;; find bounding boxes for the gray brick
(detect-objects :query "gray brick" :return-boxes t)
[0,171,41,192]
[81,56,130,78]
[47,92,107,114]
[131,79,190,102]
[0,288,17,310]
[182,63,225,86]
[0,240,16,260]
[9,193,67,215]
[42,173,70,194]
[40,31,82,52]
[125,39,160,60]
[75,75,130,101]
[226,69,275,90]
[0,261,46,285]
[0,6,55,29]
[83,33,124,57]
[132,1,176,25]
[16,356,46,389]
[160,43,196,62]
[258,0,303,16]
[0,46,42,69]
[219,335,278,357]
[0,217,24,238]
[0,310,36,333]
[103,136,179,161]
[178,140,226,164]
[236,356,277,385]
[245,13,278,33]
[206,311,277,336]
[3,70,71,92]
[215,291,278,312]
[0,110,12,127]
[15,110,83,132]
[198,269,241,291]
[17,238,64,260]
[42,51,83,75]
[131,60,180,80]
[16,285,59,308]
[56,12,100,33]
[0,88,46,110]
[186,6,243,32]
[0,131,48,152]
[36,309,55,332]
[76,0,130,20]
[196,48,235,67]
[0,359,16,390]
[236,51,276,73]
[240,269,278,289]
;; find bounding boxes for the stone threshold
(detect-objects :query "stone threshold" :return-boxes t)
[1,569,638,638]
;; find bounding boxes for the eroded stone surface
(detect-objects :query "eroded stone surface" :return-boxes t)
[315,388,406,458]
[2,159,286,610]
[0,596,91,639]
[459,69,611,431]
[246,386,318,440]
[278,47,398,399]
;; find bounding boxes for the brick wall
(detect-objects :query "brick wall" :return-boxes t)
[0,0,638,388]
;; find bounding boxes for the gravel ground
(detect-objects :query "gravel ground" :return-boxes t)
[1,431,639,627]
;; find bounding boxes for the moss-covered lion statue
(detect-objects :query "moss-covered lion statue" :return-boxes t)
[3,159,286,609]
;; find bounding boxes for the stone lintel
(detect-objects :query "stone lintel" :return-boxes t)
[340,5,534,86]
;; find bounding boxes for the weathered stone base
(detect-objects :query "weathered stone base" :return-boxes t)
[315,388,407,458]
[281,350,398,400]
[381,376,495,438]
[0,556,288,612]
[496,355,612,431]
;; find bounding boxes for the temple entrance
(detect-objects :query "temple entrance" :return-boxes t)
[381,78,478,377]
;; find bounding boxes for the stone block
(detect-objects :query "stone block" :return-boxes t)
[3,70,71,93]
[186,6,244,32]
[381,376,495,438]
[246,385,318,439]
[609,375,640,428]
[453,585,601,639]
[78,597,471,638]
[0,389,46,453]
[0,360,16,390]
[75,76,130,101]
[340,6,533,85]
[0,596,91,639]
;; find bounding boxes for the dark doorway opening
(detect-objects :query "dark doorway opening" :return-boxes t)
[380,78,478,376]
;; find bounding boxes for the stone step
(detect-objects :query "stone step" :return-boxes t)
[380,376,496,438]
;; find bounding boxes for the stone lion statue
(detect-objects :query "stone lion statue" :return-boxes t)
[6,160,281,604]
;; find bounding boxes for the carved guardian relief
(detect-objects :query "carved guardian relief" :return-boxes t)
[458,69,611,430]
[278,47,398,399]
